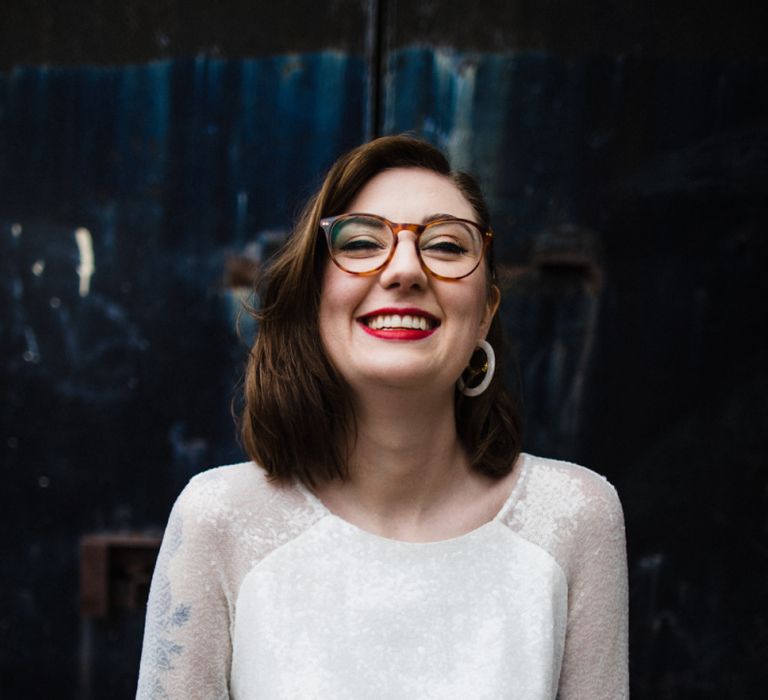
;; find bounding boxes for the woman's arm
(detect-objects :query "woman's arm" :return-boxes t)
[558,476,629,699]
[136,479,232,699]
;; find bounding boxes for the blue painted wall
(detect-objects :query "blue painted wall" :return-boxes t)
[0,52,368,697]
[383,48,768,698]
[1,32,767,700]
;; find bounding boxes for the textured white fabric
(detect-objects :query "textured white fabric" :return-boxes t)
[137,454,628,699]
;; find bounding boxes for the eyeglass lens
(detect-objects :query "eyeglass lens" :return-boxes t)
[329,215,484,278]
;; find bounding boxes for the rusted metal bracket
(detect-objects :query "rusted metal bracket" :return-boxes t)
[80,534,161,619]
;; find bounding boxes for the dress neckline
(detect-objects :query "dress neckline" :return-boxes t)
[295,453,531,546]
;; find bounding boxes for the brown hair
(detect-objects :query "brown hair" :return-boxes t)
[240,135,522,487]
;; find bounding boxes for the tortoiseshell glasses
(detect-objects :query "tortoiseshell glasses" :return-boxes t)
[320,213,493,281]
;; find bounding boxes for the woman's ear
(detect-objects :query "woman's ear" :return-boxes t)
[482,284,501,336]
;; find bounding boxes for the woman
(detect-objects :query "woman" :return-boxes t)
[137,136,628,699]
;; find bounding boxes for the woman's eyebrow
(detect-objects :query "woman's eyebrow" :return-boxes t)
[421,212,461,224]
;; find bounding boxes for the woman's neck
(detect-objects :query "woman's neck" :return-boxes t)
[314,386,502,541]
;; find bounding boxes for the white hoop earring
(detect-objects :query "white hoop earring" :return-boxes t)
[457,339,496,397]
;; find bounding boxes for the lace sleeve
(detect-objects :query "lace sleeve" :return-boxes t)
[557,476,629,699]
[136,478,232,699]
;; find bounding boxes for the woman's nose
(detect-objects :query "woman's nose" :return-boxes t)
[378,232,428,289]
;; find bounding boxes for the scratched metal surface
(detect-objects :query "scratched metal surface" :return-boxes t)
[0,53,368,697]
[381,46,768,698]
[2,6,768,700]
[383,44,768,699]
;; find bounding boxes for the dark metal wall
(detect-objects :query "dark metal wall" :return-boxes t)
[1,2,766,698]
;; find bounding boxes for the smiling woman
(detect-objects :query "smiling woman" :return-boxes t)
[317,167,499,418]
[137,136,628,699]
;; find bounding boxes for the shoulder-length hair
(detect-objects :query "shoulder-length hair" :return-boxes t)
[240,135,522,488]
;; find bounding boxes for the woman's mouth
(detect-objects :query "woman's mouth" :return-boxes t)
[358,309,439,340]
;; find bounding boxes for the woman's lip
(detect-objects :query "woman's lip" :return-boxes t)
[359,323,437,340]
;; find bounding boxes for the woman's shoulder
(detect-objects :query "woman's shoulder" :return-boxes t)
[518,453,623,515]
[158,462,328,586]
[174,461,273,509]
[170,461,324,537]
[500,453,625,568]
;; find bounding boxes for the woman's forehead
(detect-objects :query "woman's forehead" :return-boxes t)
[346,167,476,222]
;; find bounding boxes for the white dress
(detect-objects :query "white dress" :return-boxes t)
[136,453,628,699]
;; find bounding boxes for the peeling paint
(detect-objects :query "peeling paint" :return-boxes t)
[74,227,94,297]
[22,326,40,363]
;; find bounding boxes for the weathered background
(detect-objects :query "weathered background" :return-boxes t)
[1,1,766,697]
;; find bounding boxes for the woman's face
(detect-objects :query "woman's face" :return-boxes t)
[319,167,499,398]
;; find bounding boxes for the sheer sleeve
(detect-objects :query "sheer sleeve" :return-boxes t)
[557,476,629,699]
[136,478,232,699]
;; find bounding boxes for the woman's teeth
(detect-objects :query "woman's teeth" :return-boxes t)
[365,314,432,330]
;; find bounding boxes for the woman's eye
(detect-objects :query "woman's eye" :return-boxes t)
[334,236,387,258]
[339,237,386,252]
[422,241,467,255]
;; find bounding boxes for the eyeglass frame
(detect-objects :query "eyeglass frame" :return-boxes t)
[319,213,494,281]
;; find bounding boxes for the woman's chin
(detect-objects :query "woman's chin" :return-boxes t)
[348,365,456,396]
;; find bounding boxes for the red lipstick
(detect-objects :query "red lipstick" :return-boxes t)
[360,325,435,340]
[357,307,439,341]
